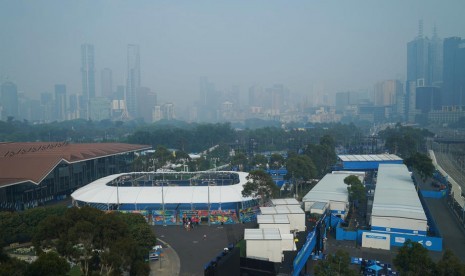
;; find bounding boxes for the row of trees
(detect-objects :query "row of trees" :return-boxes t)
[0,206,155,276]
[315,241,465,275]
[379,124,436,180]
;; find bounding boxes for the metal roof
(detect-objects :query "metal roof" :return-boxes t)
[257,214,290,224]
[372,164,427,221]
[310,202,328,210]
[260,205,304,215]
[71,171,252,205]
[0,142,151,188]
[302,174,349,204]
[275,205,305,214]
[260,207,278,215]
[271,198,300,206]
[338,154,402,162]
[244,228,282,240]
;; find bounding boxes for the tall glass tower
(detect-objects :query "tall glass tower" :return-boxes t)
[1,81,18,120]
[81,44,95,119]
[126,44,140,118]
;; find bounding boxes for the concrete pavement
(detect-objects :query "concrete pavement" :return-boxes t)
[149,238,181,276]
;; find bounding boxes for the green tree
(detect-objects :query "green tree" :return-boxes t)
[242,170,279,206]
[251,154,268,170]
[285,155,317,199]
[314,250,358,276]
[304,142,336,177]
[435,249,465,275]
[269,153,285,169]
[379,125,433,158]
[344,175,366,212]
[393,240,435,275]
[285,155,317,181]
[154,145,174,168]
[404,152,435,181]
[231,152,249,171]
[0,248,29,276]
[26,251,70,276]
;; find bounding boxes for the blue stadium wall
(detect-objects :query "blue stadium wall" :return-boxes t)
[341,160,403,171]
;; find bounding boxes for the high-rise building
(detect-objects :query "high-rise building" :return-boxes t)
[69,94,79,120]
[162,103,175,120]
[406,21,443,122]
[81,44,96,119]
[373,80,402,107]
[137,87,157,123]
[429,26,443,86]
[1,81,19,120]
[40,92,53,122]
[442,37,465,107]
[126,44,141,118]
[54,84,67,121]
[407,22,430,87]
[101,68,113,99]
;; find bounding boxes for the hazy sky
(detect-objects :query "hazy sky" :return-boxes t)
[1,0,465,108]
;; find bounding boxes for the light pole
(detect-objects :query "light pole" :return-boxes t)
[116,178,120,210]
[161,180,166,226]
[208,181,211,226]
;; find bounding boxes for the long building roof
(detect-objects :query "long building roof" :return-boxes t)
[0,142,151,188]
[302,174,349,204]
[338,154,402,162]
[372,164,427,221]
[71,171,252,205]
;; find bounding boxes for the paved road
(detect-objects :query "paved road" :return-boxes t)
[153,223,249,276]
[149,238,181,276]
[424,197,465,262]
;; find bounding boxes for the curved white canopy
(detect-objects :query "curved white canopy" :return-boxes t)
[71,171,253,205]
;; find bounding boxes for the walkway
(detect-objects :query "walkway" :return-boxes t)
[153,223,248,276]
[149,238,181,276]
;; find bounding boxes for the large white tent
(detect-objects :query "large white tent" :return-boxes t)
[371,164,427,235]
[71,171,252,209]
[302,174,349,217]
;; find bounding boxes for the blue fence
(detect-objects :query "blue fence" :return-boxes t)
[333,225,443,252]
[421,189,447,199]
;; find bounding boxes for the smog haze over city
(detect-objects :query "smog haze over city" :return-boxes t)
[1,0,465,117]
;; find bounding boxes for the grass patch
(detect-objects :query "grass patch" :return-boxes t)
[68,265,82,276]
[236,239,246,257]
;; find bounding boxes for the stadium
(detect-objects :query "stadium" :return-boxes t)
[71,171,260,225]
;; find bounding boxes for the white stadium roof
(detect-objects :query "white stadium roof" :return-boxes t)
[338,154,402,162]
[372,164,427,221]
[71,171,252,205]
[302,174,349,204]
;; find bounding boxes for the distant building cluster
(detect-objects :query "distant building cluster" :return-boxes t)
[0,44,171,123]
[1,20,465,125]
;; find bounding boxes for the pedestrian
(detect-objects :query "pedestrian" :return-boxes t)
[203,234,207,240]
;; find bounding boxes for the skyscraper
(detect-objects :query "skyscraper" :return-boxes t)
[81,44,96,119]
[54,84,67,121]
[442,37,465,107]
[126,44,141,118]
[429,26,443,86]
[101,68,113,99]
[407,21,430,87]
[406,21,443,122]
[1,81,19,120]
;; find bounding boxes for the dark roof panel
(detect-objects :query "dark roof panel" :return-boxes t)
[0,142,151,188]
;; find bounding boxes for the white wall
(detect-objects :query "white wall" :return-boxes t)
[281,234,295,251]
[246,240,282,262]
[372,216,428,233]
[287,213,306,232]
[362,232,390,250]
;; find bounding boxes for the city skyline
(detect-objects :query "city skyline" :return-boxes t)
[1,1,465,110]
